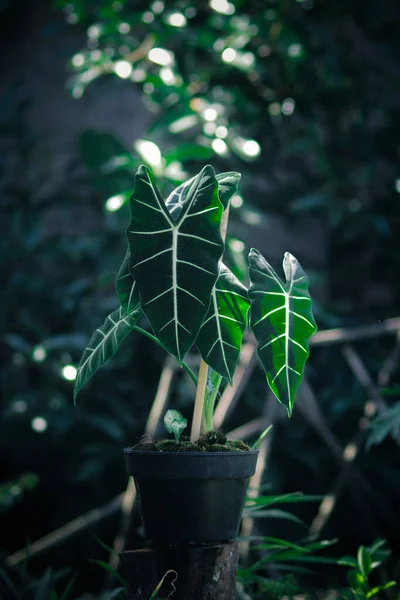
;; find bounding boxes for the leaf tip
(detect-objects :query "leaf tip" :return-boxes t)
[202,163,216,178]
[248,247,259,259]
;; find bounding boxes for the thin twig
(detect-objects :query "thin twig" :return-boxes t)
[309,345,400,536]
[342,344,400,445]
[310,317,400,346]
[378,331,400,387]
[213,341,258,429]
[6,494,124,567]
[227,418,268,442]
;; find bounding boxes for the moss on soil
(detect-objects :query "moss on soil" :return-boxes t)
[130,430,251,453]
[197,430,227,447]
[155,440,202,452]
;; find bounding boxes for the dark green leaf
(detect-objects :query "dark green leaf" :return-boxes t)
[74,306,141,399]
[348,569,366,591]
[196,263,249,382]
[163,144,213,165]
[127,165,224,363]
[357,545,372,578]
[249,249,317,416]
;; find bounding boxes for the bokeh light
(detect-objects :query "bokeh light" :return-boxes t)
[114,60,132,79]
[166,12,187,27]
[222,48,237,63]
[148,48,174,66]
[32,346,47,362]
[212,138,228,155]
[242,139,261,157]
[62,365,77,381]
[106,194,125,212]
[72,53,84,67]
[31,417,48,433]
[210,0,235,15]
[135,140,162,168]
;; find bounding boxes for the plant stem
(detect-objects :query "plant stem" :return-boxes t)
[203,370,223,432]
[191,202,231,440]
[190,360,209,441]
[133,325,198,386]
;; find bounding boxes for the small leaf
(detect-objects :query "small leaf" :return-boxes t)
[347,569,365,591]
[338,556,358,568]
[164,409,187,441]
[366,582,397,598]
[89,560,127,586]
[366,402,400,449]
[357,545,372,578]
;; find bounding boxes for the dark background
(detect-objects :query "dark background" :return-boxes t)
[1,0,400,597]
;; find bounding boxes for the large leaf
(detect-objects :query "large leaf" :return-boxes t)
[74,306,140,399]
[127,165,224,362]
[115,170,240,328]
[248,249,316,415]
[165,171,240,220]
[196,263,250,382]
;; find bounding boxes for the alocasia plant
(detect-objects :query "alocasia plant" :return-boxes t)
[74,164,316,439]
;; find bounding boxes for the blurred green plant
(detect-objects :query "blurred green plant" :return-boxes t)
[338,540,397,599]
[0,474,39,513]
[366,400,400,449]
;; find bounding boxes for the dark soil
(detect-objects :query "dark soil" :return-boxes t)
[130,430,251,453]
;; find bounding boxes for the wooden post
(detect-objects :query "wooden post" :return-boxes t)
[121,541,239,600]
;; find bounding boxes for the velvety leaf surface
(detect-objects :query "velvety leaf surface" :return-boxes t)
[74,306,140,399]
[196,263,250,382]
[249,249,317,415]
[127,165,224,362]
[165,171,240,220]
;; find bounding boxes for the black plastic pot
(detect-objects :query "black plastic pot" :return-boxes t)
[124,449,258,546]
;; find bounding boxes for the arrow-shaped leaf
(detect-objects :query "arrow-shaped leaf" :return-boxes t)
[127,165,224,362]
[196,263,250,382]
[248,249,317,416]
[117,169,240,314]
[74,305,141,399]
[165,171,241,219]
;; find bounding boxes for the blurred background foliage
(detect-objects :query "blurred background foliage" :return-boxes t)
[1,0,400,597]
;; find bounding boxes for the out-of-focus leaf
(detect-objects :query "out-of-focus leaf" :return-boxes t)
[366,402,400,449]
[79,130,131,171]
[163,144,213,165]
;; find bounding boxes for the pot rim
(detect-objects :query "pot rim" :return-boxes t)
[124,448,258,456]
